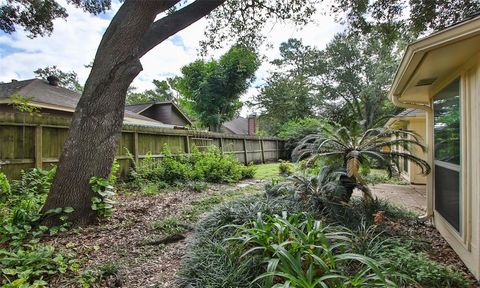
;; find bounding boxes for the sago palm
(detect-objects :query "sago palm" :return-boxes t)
[292,121,431,201]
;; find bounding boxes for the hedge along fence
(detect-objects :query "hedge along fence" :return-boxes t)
[0,112,286,179]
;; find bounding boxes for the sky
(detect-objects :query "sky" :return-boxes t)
[0,1,344,116]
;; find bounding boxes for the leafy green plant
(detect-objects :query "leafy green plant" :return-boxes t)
[381,246,468,287]
[292,121,430,201]
[0,243,79,287]
[129,145,253,187]
[0,171,11,199]
[152,217,188,235]
[278,160,293,175]
[90,177,116,218]
[227,212,397,288]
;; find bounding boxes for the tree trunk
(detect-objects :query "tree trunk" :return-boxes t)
[41,1,162,226]
[41,0,227,226]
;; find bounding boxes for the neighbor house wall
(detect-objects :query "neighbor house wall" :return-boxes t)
[0,112,285,180]
[406,119,427,184]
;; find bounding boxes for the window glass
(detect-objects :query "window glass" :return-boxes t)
[433,78,461,232]
[434,79,460,164]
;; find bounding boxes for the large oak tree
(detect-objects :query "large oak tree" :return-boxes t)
[2,0,478,225]
[1,0,317,225]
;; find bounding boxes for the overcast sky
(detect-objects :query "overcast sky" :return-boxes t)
[0,1,344,116]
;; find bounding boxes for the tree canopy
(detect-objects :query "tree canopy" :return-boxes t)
[176,45,259,131]
[126,78,177,105]
[34,66,84,93]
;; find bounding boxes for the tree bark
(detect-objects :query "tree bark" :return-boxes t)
[41,1,170,226]
[41,0,226,226]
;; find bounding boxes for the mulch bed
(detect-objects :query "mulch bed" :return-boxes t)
[398,218,480,287]
[44,180,262,287]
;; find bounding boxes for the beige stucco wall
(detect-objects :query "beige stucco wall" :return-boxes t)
[387,118,427,184]
[428,58,480,280]
[406,119,427,184]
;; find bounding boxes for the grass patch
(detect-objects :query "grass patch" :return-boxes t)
[152,217,188,235]
[253,163,283,181]
[365,169,409,185]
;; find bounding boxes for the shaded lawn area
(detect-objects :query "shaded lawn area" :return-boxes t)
[253,162,283,181]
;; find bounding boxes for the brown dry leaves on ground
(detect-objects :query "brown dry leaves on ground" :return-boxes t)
[44,180,264,288]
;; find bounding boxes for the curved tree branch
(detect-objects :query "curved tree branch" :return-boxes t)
[139,0,227,57]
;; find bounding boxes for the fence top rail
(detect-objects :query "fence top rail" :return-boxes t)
[0,112,282,141]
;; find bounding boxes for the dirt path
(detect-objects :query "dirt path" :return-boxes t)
[46,180,264,287]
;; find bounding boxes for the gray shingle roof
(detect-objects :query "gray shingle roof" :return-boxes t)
[222,116,248,135]
[0,79,161,124]
[395,108,425,118]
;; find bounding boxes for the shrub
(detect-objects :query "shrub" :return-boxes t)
[192,147,244,183]
[381,246,468,287]
[278,160,293,175]
[0,244,79,287]
[277,118,322,158]
[129,146,253,187]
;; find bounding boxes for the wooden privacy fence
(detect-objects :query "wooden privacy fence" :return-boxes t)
[0,112,286,179]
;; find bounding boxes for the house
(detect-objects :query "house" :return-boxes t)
[0,78,174,127]
[221,114,257,135]
[385,108,427,184]
[388,15,480,280]
[125,101,192,127]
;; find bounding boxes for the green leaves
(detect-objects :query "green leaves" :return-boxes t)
[228,212,396,288]
[176,45,259,131]
[89,176,116,218]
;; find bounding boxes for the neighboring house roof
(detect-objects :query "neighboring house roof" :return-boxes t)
[222,116,249,135]
[386,108,425,127]
[125,101,192,126]
[0,79,174,126]
[395,108,425,118]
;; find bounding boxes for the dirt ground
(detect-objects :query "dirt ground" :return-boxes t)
[46,180,264,288]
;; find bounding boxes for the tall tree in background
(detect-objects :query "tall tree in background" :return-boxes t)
[316,30,404,128]
[1,0,317,225]
[251,39,321,134]
[176,45,259,132]
[34,65,83,93]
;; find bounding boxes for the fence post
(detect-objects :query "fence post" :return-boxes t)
[276,140,279,161]
[185,135,191,154]
[219,137,224,154]
[133,132,139,166]
[243,139,248,165]
[34,125,42,168]
[260,139,265,164]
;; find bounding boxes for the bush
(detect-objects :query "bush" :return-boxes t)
[180,183,470,288]
[0,168,79,287]
[130,146,254,187]
[381,246,469,287]
[228,213,396,287]
[278,160,293,175]
[277,118,322,158]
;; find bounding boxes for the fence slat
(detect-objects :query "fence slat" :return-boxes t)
[0,113,285,179]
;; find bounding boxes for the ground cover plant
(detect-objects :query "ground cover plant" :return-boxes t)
[179,174,471,288]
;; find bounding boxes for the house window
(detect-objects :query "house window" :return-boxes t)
[433,78,461,232]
